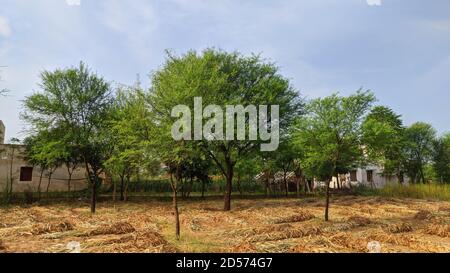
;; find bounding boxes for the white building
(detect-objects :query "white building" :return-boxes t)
[326,164,409,189]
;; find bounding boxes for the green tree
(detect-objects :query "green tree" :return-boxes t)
[362,106,406,182]
[433,133,450,183]
[234,155,261,195]
[22,62,114,213]
[274,138,298,197]
[105,85,155,202]
[403,122,436,183]
[149,49,302,211]
[293,91,375,221]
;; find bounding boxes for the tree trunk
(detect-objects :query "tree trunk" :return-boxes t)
[173,189,180,240]
[420,167,426,184]
[90,180,97,213]
[67,165,74,199]
[397,170,404,184]
[124,175,130,202]
[170,173,180,240]
[67,173,72,198]
[37,168,44,200]
[224,174,233,211]
[112,179,117,206]
[325,178,331,221]
[223,161,233,211]
[305,177,311,193]
[83,160,97,214]
[120,175,125,201]
[46,172,53,197]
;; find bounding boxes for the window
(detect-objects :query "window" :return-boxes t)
[367,170,373,183]
[20,167,33,182]
[350,170,357,182]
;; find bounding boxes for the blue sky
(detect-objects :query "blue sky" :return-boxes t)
[0,0,449,141]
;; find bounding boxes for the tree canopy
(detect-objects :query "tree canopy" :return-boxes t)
[23,62,114,212]
[149,48,303,210]
[293,90,376,220]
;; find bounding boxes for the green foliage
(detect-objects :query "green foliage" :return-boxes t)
[362,106,405,177]
[22,62,114,212]
[24,130,65,170]
[433,133,450,183]
[12,54,449,208]
[105,85,158,180]
[403,122,437,183]
[149,48,303,209]
[294,90,376,180]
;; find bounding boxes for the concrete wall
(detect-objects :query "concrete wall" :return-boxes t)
[0,144,88,193]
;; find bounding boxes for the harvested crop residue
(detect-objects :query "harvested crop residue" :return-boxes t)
[0,196,449,252]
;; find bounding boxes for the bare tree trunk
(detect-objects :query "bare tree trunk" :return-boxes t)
[224,161,233,211]
[325,178,331,221]
[224,174,232,211]
[37,168,44,200]
[119,175,125,201]
[112,179,117,208]
[67,174,72,198]
[46,172,53,197]
[67,165,74,199]
[124,175,130,202]
[420,167,426,184]
[84,161,97,214]
[91,180,97,213]
[305,177,311,193]
[170,173,180,240]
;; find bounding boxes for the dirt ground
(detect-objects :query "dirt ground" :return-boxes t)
[0,196,449,253]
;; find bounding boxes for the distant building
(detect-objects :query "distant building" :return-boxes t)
[255,165,409,191]
[0,120,87,193]
[325,164,410,189]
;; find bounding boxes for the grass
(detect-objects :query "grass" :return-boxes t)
[358,183,450,201]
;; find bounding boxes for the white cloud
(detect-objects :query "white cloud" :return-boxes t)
[0,16,11,37]
[366,0,382,6]
[66,0,81,6]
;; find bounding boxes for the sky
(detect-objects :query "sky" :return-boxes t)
[0,0,449,141]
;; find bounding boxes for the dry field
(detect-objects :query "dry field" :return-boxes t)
[0,196,449,253]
